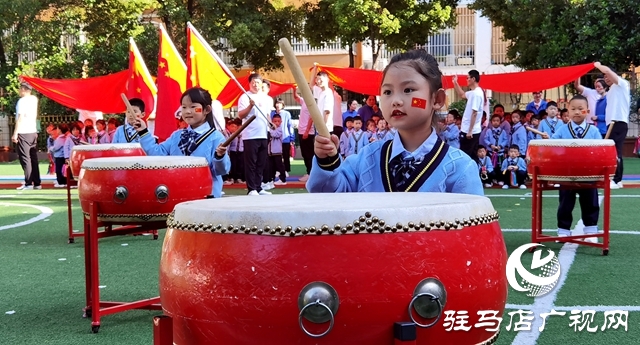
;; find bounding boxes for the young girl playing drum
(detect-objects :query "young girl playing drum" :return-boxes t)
[308,50,482,195]
[134,87,230,198]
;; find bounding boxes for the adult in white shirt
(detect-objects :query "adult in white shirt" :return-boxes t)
[315,71,334,137]
[12,82,41,190]
[293,86,315,181]
[237,74,273,195]
[595,62,630,189]
[574,78,604,124]
[452,70,484,160]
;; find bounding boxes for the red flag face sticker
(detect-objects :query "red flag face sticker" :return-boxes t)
[195,108,203,113]
[411,97,427,109]
[581,109,588,115]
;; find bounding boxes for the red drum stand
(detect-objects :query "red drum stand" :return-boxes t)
[66,166,157,244]
[83,201,163,333]
[530,165,612,256]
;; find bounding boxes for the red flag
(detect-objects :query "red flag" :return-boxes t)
[217,73,296,108]
[156,26,187,141]
[127,38,157,120]
[187,23,241,108]
[21,71,129,113]
[411,97,427,109]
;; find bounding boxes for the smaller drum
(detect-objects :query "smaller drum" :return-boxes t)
[527,139,617,181]
[70,143,146,179]
[78,156,212,223]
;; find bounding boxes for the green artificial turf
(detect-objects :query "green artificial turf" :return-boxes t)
[1,188,639,344]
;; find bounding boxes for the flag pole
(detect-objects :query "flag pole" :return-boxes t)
[187,23,275,129]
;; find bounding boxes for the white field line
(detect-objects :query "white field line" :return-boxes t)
[506,304,640,312]
[509,195,604,345]
[502,229,640,235]
[0,202,54,231]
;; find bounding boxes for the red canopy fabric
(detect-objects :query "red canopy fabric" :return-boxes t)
[317,63,595,96]
[22,71,129,113]
[217,74,296,108]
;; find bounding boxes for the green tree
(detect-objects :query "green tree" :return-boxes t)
[470,0,640,71]
[303,0,458,68]
[153,0,305,71]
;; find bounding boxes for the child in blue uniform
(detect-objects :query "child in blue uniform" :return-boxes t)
[477,145,494,188]
[347,116,369,157]
[483,114,508,170]
[500,145,527,189]
[112,98,145,144]
[133,87,230,198]
[442,112,460,148]
[538,101,560,139]
[509,112,528,158]
[551,95,601,242]
[307,49,482,195]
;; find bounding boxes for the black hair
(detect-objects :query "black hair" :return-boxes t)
[372,114,381,118]
[129,98,145,113]
[509,144,520,151]
[59,123,69,134]
[272,113,281,119]
[493,104,504,112]
[84,125,94,137]
[181,87,215,128]
[348,99,358,106]
[546,101,558,109]
[537,110,547,117]
[70,124,82,133]
[383,49,442,95]
[490,114,501,121]
[317,71,329,78]
[345,116,354,123]
[96,119,106,128]
[469,70,480,83]
[595,79,608,89]
[448,109,460,118]
[531,115,541,121]
[262,79,271,89]
[569,94,588,107]
[352,116,363,123]
[248,73,262,83]
[275,97,284,106]
[477,145,487,151]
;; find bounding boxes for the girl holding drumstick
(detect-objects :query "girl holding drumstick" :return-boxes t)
[133,87,230,198]
[307,50,482,195]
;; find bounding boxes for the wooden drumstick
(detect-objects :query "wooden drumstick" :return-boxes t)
[278,38,331,138]
[220,115,256,148]
[604,120,616,139]
[526,126,546,137]
[120,93,138,126]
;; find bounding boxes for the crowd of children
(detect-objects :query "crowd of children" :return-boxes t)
[45,117,120,187]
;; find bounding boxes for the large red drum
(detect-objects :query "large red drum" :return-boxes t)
[160,193,508,345]
[527,139,617,181]
[78,156,212,223]
[70,143,146,179]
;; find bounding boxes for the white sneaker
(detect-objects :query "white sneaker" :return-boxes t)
[54,183,66,188]
[274,180,287,186]
[261,182,273,190]
[275,172,280,178]
[501,185,509,190]
[498,181,504,186]
[610,181,620,190]
[584,237,598,244]
[286,172,289,177]
[269,181,275,189]
[519,184,527,189]
[258,190,272,195]
[236,179,245,184]
[223,180,233,185]
[299,174,309,182]
[555,233,570,243]
[247,190,259,196]
[16,184,32,190]
[617,182,624,189]
[484,183,492,188]
[553,184,560,188]
[34,185,42,190]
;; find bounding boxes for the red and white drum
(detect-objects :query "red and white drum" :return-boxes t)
[527,139,617,181]
[160,193,507,345]
[70,143,146,179]
[78,156,212,223]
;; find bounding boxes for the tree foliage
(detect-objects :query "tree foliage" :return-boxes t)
[470,0,640,71]
[303,0,458,68]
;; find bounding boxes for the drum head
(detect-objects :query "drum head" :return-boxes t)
[72,143,143,151]
[170,193,497,236]
[81,156,209,170]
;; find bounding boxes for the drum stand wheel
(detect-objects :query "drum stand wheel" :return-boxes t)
[91,325,100,334]
[68,238,75,244]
